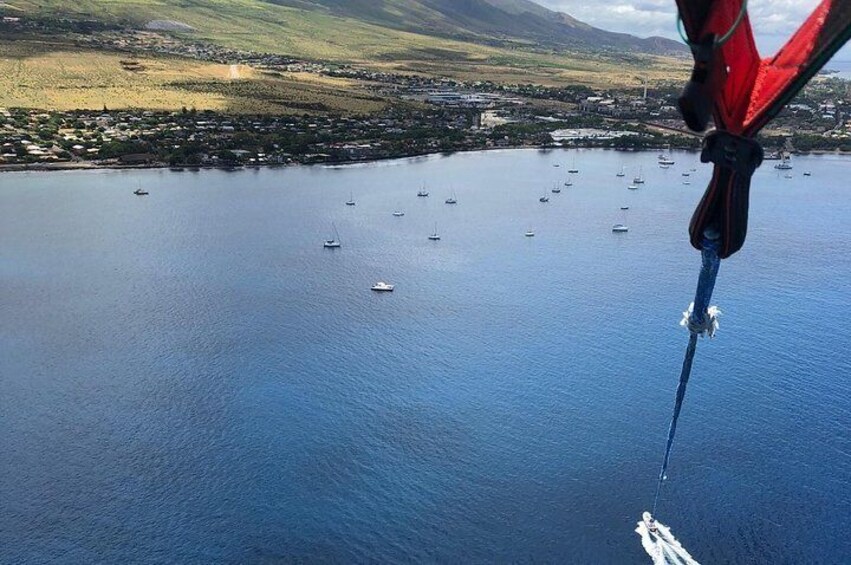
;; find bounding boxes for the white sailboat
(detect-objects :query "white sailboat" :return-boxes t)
[612,208,629,232]
[417,184,429,197]
[345,191,356,206]
[616,166,625,177]
[633,166,645,184]
[445,189,457,204]
[775,152,793,170]
[568,155,579,173]
[428,223,440,241]
[658,144,675,165]
[323,223,342,248]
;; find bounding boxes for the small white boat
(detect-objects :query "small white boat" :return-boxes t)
[616,166,625,177]
[371,281,395,292]
[682,172,690,176]
[445,189,457,204]
[428,223,440,241]
[784,173,793,179]
[775,153,792,170]
[633,166,645,184]
[551,184,561,193]
[628,184,639,190]
[345,191,356,206]
[612,224,629,233]
[642,512,658,534]
[323,223,342,248]
[417,185,429,197]
[683,180,691,185]
[568,155,579,173]
[658,145,675,165]
[525,230,535,237]
[393,210,405,217]
[804,171,812,176]
[620,206,629,210]
[564,179,573,187]
[539,195,549,203]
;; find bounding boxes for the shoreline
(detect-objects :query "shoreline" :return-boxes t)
[2,145,849,175]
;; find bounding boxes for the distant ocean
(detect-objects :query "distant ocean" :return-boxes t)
[2,149,850,563]
[824,59,851,80]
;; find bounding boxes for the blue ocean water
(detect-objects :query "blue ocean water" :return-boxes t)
[1,149,850,563]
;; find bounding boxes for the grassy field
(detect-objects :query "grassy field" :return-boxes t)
[0,38,391,113]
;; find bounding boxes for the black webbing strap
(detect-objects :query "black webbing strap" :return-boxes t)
[688,131,764,259]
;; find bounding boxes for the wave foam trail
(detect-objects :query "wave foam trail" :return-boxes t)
[635,514,700,565]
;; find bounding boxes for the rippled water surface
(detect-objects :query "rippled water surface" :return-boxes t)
[2,149,850,563]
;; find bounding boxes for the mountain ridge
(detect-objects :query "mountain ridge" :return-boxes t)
[259,0,685,55]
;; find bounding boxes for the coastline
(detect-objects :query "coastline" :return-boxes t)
[2,144,848,175]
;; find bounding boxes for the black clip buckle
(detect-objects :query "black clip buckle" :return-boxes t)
[678,36,716,132]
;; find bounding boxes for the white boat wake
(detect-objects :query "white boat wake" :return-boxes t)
[635,513,700,565]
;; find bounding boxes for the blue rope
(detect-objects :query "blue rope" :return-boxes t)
[652,236,721,515]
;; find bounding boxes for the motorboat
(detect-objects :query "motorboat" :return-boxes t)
[551,185,561,193]
[371,281,395,292]
[803,171,812,176]
[612,224,629,233]
[524,230,535,237]
[620,206,629,210]
[393,210,405,216]
[539,195,549,203]
[775,153,793,169]
[133,188,149,196]
[628,184,639,190]
[642,512,658,534]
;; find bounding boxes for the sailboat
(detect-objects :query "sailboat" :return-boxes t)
[658,144,675,165]
[345,191,356,206]
[417,184,429,197]
[445,189,457,204]
[633,166,645,184]
[616,166,625,177]
[428,223,441,241]
[775,152,793,170]
[564,176,573,187]
[612,208,629,232]
[568,155,579,173]
[323,223,342,248]
[525,229,535,237]
[551,183,561,193]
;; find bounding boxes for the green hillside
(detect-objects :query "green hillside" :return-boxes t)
[0,0,689,113]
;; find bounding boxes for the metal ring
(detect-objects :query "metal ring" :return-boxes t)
[677,0,748,48]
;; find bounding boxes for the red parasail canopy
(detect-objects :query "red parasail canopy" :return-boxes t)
[676,0,851,135]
